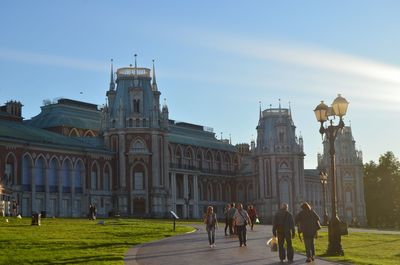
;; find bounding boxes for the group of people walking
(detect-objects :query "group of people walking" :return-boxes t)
[204,202,258,248]
[204,201,321,263]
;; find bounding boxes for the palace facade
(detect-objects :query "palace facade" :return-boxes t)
[0,61,366,224]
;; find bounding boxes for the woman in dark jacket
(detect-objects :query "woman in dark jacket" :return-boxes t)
[295,202,321,263]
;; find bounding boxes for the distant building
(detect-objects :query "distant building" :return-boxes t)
[0,61,366,224]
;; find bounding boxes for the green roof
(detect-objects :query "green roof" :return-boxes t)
[26,98,101,130]
[167,124,236,152]
[0,120,108,152]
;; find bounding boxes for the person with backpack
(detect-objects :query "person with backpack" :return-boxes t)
[295,202,321,263]
[272,203,296,263]
[204,206,218,248]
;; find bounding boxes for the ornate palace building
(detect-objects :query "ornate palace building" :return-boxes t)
[0,60,366,224]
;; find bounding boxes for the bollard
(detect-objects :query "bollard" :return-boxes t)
[31,213,41,226]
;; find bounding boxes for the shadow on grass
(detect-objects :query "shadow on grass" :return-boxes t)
[36,254,122,264]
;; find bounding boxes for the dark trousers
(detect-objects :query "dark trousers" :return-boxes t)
[303,236,315,258]
[224,218,229,235]
[228,218,234,235]
[236,225,247,245]
[277,234,294,261]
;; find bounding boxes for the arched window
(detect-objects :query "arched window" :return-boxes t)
[35,156,46,192]
[22,155,32,191]
[279,179,290,206]
[132,163,145,190]
[184,148,193,168]
[91,162,99,190]
[176,147,182,167]
[215,152,222,172]
[5,153,16,185]
[196,150,202,169]
[75,160,84,193]
[49,158,58,193]
[103,164,111,191]
[207,183,213,201]
[131,139,146,153]
[62,160,72,193]
[205,151,212,172]
[133,99,140,113]
[237,184,244,202]
[226,183,231,202]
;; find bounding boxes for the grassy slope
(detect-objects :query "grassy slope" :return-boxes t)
[0,217,194,265]
[291,231,400,265]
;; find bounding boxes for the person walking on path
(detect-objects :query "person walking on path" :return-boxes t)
[247,204,258,231]
[233,203,251,247]
[227,203,237,236]
[295,202,321,263]
[272,203,296,263]
[204,206,218,248]
[223,204,231,236]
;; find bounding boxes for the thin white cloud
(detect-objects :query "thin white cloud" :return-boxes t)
[0,48,106,72]
[196,34,400,85]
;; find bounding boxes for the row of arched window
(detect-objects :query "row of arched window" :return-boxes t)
[3,152,113,193]
[169,144,240,173]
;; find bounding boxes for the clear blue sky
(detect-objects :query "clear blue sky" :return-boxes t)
[1,1,400,168]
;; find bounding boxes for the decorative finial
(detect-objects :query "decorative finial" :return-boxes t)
[134,54,137,68]
[259,101,262,119]
[229,133,232,144]
[288,101,292,117]
[220,132,223,140]
[269,104,272,109]
[279,98,281,109]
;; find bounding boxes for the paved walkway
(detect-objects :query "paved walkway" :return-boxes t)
[125,224,341,265]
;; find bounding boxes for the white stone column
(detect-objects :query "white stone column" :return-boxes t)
[58,167,62,217]
[193,175,199,218]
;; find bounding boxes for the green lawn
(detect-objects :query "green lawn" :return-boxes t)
[0,217,194,264]
[292,230,400,265]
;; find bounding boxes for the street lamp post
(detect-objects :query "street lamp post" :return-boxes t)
[319,170,329,226]
[313,94,349,256]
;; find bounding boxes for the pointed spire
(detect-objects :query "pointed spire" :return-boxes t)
[259,101,262,119]
[109,59,115,91]
[152,59,158,91]
[229,133,232,144]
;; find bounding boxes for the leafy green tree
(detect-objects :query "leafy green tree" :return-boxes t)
[364,151,400,228]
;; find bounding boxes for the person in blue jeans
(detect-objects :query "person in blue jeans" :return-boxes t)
[204,206,218,248]
[272,203,296,263]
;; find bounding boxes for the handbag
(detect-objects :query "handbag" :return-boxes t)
[267,236,278,252]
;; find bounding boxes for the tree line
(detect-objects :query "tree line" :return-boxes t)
[364,151,400,228]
